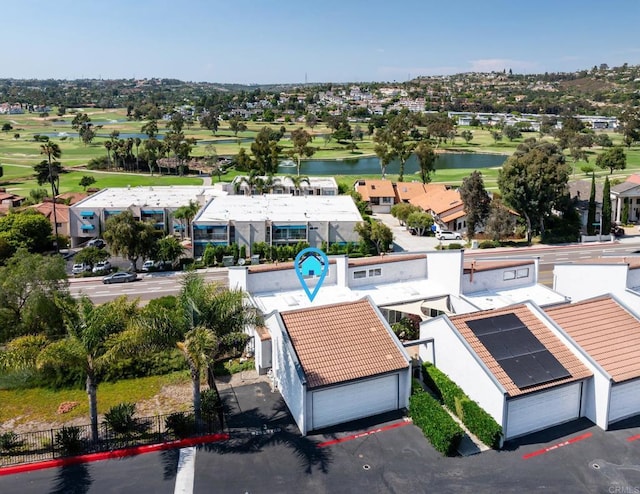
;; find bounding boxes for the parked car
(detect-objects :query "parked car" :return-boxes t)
[92,260,112,273]
[87,239,106,249]
[436,230,462,240]
[102,271,138,284]
[72,262,91,275]
[141,260,171,272]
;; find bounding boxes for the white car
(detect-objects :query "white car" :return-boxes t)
[436,230,462,240]
[72,263,91,275]
[92,260,112,273]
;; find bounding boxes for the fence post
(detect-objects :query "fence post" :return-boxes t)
[50,429,56,459]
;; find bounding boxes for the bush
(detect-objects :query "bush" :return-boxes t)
[447,243,463,250]
[55,426,85,456]
[103,402,150,436]
[165,412,195,439]
[391,316,420,341]
[423,363,502,449]
[215,357,254,376]
[478,240,500,249]
[0,431,24,454]
[409,392,463,456]
[200,389,221,417]
[411,378,424,395]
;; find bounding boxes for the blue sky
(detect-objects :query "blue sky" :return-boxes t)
[3,0,640,84]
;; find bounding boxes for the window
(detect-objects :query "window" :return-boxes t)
[353,270,366,279]
[503,270,516,281]
[369,268,382,277]
[516,268,529,279]
[382,197,393,204]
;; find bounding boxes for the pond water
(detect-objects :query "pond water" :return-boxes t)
[284,153,507,176]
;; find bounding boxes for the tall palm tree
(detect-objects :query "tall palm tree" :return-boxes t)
[104,140,113,170]
[173,200,200,240]
[134,137,142,172]
[35,296,139,442]
[111,273,262,428]
[40,141,62,252]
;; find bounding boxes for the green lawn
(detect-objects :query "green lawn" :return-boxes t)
[0,371,190,426]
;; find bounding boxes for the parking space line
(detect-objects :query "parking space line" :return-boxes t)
[522,432,592,460]
[317,420,411,448]
[627,433,640,442]
[174,447,196,494]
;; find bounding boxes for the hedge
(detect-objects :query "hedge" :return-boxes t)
[423,363,502,449]
[409,392,463,456]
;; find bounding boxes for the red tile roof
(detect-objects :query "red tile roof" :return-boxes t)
[395,182,446,202]
[279,298,408,389]
[545,296,640,383]
[355,179,396,201]
[410,188,463,215]
[627,174,640,185]
[449,304,591,397]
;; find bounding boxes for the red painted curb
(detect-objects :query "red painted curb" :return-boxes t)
[0,433,229,477]
[522,432,592,460]
[318,420,411,448]
[627,433,640,442]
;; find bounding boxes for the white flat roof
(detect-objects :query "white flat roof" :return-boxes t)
[73,186,226,209]
[195,194,362,223]
[463,284,568,310]
[232,175,338,189]
[252,278,453,314]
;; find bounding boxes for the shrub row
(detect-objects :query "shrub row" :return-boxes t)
[409,391,463,456]
[423,363,502,449]
[478,240,500,249]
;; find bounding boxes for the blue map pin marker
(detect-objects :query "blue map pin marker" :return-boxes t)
[294,247,329,302]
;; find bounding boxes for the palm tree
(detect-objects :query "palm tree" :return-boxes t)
[287,175,310,196]
[134,137,142,172]
[173,200,200,240]
[39,141,62,252]
[111,273,262,428]
[34,296,139,442]
[156,235,185,267]
[104,140,113,170]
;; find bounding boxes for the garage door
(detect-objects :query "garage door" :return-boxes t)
[609,379,640,424]
[311,374,399,430]
[506,382,582,439]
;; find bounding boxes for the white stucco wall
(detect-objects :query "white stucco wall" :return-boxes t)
[462,262,537,294]
[553,264,629,302]
[267,315,308,434]
[419,317,506,425]
[348,257,427,288]
[425,251,464,295]
[627,267,640,289]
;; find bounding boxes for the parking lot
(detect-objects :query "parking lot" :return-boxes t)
[2,381,639,493]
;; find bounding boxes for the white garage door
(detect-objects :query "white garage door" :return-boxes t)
[609,379,640,424]
[506,382,582,439]
[311,374,399,430]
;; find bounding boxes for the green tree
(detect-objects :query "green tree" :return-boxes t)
[602,176,612,235]
[406,211,434,236]
[355,219,393,254]
[36,296,139,442]
[289,128,314,177]
[373,111,415,182]
[286,175,310,195]
[587,174,597,235]
[79,175,96,191]
[173,200,200,240]
[485,200,516,241]
[199,111,219,134]
[498,140,570,243]
[251,127,282,175]
[228,116,247,137]
[141,119,158,139]
[596,146,626,174]
[111,273,262,428]
[0,210,53,252]
[103,211,157,271]
[2,123,12,132]
[37,141,63,196]
[390,202,418,226]
[0,249,69,342]
[73,246,109,270]
[460,130,473,144]
[414,141,438,184]
[156,235,185,266]
[459,171,491,239]
[503,125,521,141]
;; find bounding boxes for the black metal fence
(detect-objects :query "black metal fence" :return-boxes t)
[0,411,222,468]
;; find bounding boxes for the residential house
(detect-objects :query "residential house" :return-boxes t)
[409,187,466,232]
[611,174,640,224]
[354,179,396,213]
[568,179,604,233]
[224,176,338,197]
[32,201,70,237]
[0,189,26,213]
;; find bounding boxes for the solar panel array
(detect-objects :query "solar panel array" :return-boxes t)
[467,313,571,389]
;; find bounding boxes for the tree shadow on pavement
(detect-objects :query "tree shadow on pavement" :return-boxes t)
[49,463,92,494]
